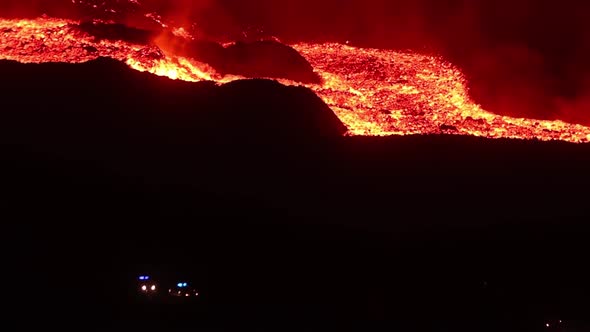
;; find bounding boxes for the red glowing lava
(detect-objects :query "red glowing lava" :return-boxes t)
[1,17,590,142]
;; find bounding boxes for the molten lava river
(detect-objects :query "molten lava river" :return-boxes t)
[2,17,590,142]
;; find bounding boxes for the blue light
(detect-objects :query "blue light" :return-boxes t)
[139,275,150,280]
[183,283,188,287]
[177,282,183,287]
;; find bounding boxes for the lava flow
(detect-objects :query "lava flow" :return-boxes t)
[2,17,590,142]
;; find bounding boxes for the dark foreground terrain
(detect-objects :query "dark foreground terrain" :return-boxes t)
[1,59,590,331]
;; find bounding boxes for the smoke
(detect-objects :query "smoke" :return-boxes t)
[0,0,75,18]
[1,0,589,124]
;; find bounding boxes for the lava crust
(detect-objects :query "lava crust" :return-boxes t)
[156,33,322,84]
[78,20,157,45]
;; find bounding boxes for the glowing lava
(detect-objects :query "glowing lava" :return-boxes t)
[2,17,590,142]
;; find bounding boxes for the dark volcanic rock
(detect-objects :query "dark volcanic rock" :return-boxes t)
[222,40,321,84]
[159,34,321,84]
[439,124,458,132]
[74,22,320,83]
[0,58,343,145]
[2,57,590,226]
[4,56,590,332]
[181,40,227,68]
[77,21,157,45]
[213,79,345,138]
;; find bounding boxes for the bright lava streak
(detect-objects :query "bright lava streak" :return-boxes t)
[2,17,590,143]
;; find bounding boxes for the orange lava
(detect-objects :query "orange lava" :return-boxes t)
[2,17,590,142]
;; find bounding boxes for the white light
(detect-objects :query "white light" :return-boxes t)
[151,285,156,291]
[141,285,147,291]
[559,320,562,323]
[546,323,550,327]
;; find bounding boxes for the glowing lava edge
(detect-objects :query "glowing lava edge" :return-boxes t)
[2,17,590,143]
